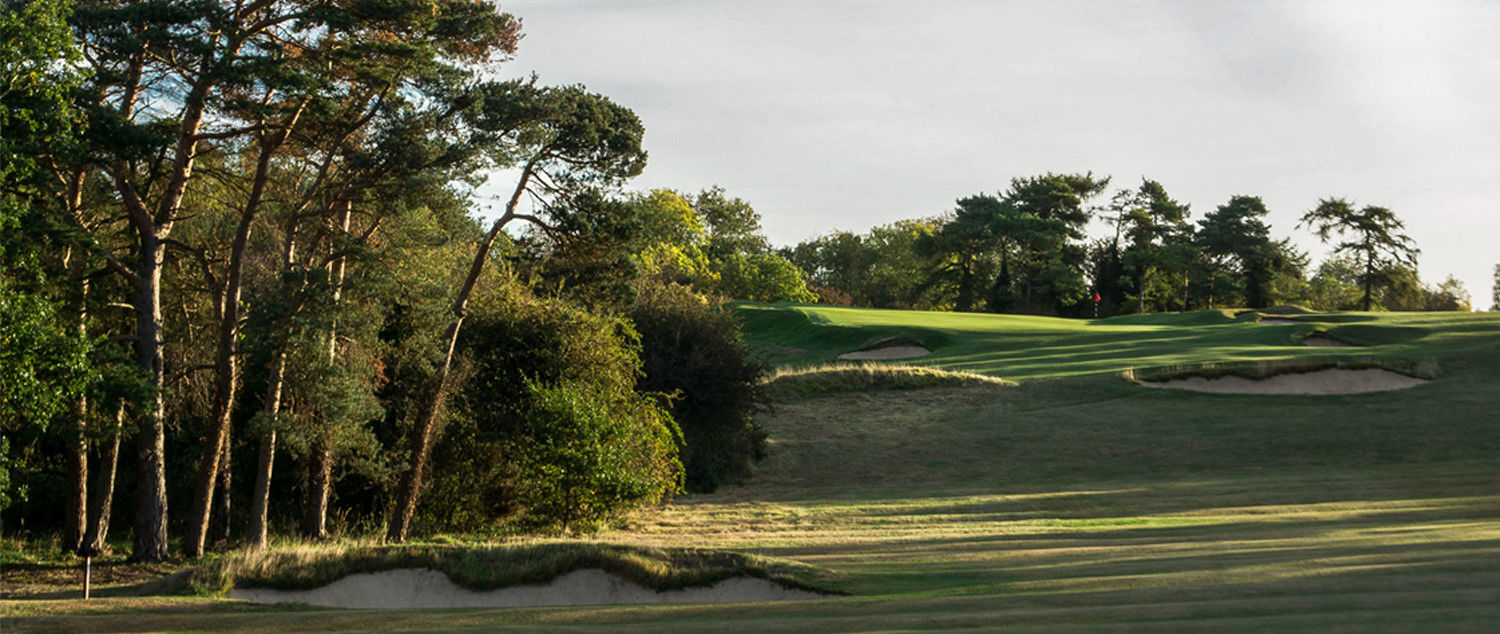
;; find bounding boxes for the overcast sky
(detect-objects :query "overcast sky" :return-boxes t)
[486,0,1499,309]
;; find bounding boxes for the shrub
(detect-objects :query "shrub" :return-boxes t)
[509,381,680,531]
[421,287,680,533]
[631,282,767,493]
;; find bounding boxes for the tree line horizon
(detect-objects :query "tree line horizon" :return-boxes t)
[776,173,1476,317]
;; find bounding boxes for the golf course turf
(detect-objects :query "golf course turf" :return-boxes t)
[6,306,1499,631]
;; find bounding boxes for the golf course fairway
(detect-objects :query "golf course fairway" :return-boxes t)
[7,306,1500,632]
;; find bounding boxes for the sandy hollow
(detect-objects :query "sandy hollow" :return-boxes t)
[227,568,829,609]
[1303,333,1357,347]
[837,346,931,360]
[1135,368,1426,395]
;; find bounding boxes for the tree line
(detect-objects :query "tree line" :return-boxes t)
[785,174,1473,316]
[2,0,799,561]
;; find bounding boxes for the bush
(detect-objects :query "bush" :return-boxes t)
[509,381,680,531]
[631,282,768,493]
[421,286,681,532]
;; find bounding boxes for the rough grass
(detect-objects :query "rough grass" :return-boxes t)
[763,362,1014,401]
[188,541,840,596]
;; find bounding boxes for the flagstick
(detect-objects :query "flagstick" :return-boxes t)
[84,555,91,600]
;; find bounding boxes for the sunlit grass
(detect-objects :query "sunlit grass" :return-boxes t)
[7,308,1500,631]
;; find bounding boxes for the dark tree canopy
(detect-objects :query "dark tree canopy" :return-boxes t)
[1299,198,1420,311]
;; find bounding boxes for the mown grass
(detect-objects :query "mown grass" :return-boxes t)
[7,307,1500,632]
[735,302,1500,381]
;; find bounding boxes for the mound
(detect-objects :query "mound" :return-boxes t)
[838,337,930,360]
[1135,368,1425,395]
[1259,318,1297,325]
[764,363,1012,400]
[228,568,827,609]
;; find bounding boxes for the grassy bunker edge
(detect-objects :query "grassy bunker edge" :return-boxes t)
[764,362,1015,401]
[1124,357,1440,384]
[186,542,844,598]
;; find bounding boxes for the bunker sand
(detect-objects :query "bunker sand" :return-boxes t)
[837,337,931,360]
[1136,367,1426,395]
[228,568,828,609]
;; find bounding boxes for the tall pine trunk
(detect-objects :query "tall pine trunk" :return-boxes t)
[185,120,298,557]
[131,235,169,562]
[64,276,89,552]
[245,227,300,551]
[210,426,232,548]
[302,200,351,540]
[301,449,332,539]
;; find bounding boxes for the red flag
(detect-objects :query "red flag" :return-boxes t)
[1093,291,1101,303]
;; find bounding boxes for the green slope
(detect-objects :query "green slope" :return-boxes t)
[737,303,1500,380]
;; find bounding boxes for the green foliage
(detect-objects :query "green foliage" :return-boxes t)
[425,285,680,532]
[1299,198,1420,311]
[695,186,770,260]
[631,282,768,493]
[714,251,817,303]
[0,280,91,510]
[509,381,680,531]
[0,0,83,216]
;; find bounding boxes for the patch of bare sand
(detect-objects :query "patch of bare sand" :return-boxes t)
[227,568,828,609]
[837,337,931,360]
[1303,333,1357,347]
[1136,368,1425,395]
[837,346,930,360]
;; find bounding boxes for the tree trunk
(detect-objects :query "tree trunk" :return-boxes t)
[210,425,232,549]
[83,401,124,555]
[301,447,332,539]
[65,277,89,553]
[302,199,352,541]
[65,396,88,553]
[185,129,289,558]
[387,165,536,542]
[119,60,213,563]
[1362,251,1375,311]
[131,235,169,562]
[62,183,91,554]
[246,351,285,551]
[1137,271,1146,314]
[246,227,301,551]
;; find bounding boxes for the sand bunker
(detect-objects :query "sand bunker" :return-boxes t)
[838,337,930,360]
[1135,368,1426,395]
[1302,333,1357,347]
[1259,318,1297,325]
[228,568,828,609]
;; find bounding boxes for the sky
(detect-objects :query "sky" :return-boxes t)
[483,0,1499,309]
